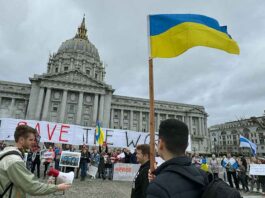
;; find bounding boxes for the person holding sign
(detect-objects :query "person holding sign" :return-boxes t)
[0,125,70,198]
[43,146,55,179]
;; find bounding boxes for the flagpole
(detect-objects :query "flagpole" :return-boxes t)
[149,58,155,172]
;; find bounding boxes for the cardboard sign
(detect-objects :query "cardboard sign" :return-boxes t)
[113,163,140,181]
[59,151,81,168]
[249,164,265,175]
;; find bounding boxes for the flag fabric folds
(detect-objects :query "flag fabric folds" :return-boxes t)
[149,14,240,58]
[239,135,257,156]
[95,121,105,146]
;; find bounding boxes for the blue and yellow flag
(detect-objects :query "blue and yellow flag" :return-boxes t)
[95,121,105,146]
[149,14,240,58]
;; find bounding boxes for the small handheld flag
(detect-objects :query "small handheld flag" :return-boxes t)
[239,135,257,156]
[95,121,105,146]
[149,14,240,58]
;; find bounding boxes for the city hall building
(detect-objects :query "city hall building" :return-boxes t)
[0,17,209,153]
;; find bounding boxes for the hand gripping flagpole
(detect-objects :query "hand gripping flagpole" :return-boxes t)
[147,15,155,172]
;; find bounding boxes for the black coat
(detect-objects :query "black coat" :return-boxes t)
[146,156,208,198]
[131,160,150,198]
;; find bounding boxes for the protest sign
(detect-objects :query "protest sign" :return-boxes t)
[43,151,54,159]
[113,163,140,181]
[249,164,265,175]
[59,151,81,168]
[87,164,98,178]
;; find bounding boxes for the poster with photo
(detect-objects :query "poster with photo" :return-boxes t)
[59,151,81,168]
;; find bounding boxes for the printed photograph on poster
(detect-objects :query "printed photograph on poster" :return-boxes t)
[59,151,81,168]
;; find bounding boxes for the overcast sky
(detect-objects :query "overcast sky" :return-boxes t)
[1,0,265,127]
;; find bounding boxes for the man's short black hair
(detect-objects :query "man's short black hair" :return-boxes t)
[159,119,188,155]
[14,125,37,142]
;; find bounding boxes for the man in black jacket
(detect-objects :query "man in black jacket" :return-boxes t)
[131,144,150,198]
[146,119,208,198]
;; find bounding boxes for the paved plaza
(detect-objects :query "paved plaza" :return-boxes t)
[28,178,263,198]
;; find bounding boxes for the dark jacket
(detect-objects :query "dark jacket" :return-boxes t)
[146,156,208,198]
[131,160,150,198]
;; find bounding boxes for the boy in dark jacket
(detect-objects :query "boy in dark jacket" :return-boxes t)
[147,119,208,198]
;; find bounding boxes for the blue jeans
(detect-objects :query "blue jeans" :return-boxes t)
[80,161,88,178]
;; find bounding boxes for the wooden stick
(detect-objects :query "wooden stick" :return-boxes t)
[149,58,155,172]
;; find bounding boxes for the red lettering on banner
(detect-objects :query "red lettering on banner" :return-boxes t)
[59,124,69,142]
[47,124,57,140]
[17,121,27,126]
[35,123,41,135]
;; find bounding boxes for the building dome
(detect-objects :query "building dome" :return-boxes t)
[58,38,100,60]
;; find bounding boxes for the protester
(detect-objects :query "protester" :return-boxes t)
[221,155,227,182]
[146,119,208,198]
[237,158,249,192]
[209,154,219,179]
[131,144,150,198]
[78,145,89,181]
[192,153,202,168]
[0,125,70,197]
[222,153,239,189]
[250,157,261,193]
[31,145,41,178]
[43,145,55,179]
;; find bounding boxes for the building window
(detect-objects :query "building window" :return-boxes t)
[64,66,68,71]
[55,67,58,73]
[95,73,98,79]
[68,104,75,113]
[86,70,90,75]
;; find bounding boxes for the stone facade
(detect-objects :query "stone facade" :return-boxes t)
[209,117,265,156]
[0,17,209,153]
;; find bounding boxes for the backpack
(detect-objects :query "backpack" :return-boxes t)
[201,178,241,198]
[0,150,23,198]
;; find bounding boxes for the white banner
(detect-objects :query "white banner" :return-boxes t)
[113,163,140,181]
[0,118,191,151]
[249,164,265,175]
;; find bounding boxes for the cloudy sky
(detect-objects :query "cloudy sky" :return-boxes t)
[1,0,265,126]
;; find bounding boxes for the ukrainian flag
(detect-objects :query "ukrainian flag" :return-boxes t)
[95,121,105,145]
[149,14,240,58]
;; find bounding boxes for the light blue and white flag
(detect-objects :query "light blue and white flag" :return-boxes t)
[239,135,257,156]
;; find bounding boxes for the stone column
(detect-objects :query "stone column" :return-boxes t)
[92,94,99,125]
[198,117,202,136]
[98,95,105,122]
[35,87,45,120]
[166,114,168,119]
[130,110,133,130]
[139,111,143,132]
[110,109,114,128]
[120,109,123,129]
[189,116,193,134]
[76,92,84,124]
[10,98,15,117]
[59,90,68,123]
[156,113,160,132]
[42,88,51,120]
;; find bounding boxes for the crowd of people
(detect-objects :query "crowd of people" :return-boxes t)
[1,119,265,198]
[190,152,265,194]
[1,140,139,181]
